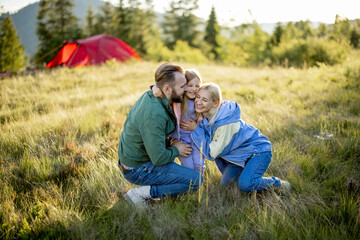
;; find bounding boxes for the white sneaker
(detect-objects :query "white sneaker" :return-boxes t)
[123,186,151,208]
[280,180,291,192]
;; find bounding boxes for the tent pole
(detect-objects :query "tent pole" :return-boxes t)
[32,43,65,65]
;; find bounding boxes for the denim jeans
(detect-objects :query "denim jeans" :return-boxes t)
[120,161,203,198]
[217,151,281,192]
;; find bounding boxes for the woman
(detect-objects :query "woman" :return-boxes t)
[182,82,290,192]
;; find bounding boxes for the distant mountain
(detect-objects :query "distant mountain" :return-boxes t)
[10,0,104,57]
[259,22,322,34]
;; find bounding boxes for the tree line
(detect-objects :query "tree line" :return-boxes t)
[1,0,360,72]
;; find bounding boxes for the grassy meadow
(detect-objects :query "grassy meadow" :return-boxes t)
[1,55,360,239]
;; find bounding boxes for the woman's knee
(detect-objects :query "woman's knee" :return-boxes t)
[238,178,254,192]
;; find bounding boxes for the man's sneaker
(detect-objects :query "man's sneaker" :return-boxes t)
[280,180,291,192]
[123,186,151,208]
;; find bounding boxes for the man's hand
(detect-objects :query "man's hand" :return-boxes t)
[173,141,192,158]
[180,118,198,131]
[152,84,164,98]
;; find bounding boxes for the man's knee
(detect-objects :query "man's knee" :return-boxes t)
[189,174,203,192]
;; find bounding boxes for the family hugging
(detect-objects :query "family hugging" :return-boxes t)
[118,63,290,207]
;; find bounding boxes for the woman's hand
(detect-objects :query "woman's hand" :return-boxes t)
[152,84,163,98]
[180,118,198,131]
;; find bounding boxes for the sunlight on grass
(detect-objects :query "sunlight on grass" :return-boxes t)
[1,59,359,239]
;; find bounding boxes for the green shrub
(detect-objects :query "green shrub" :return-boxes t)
[168,40,208,64]
[272,38,350,67]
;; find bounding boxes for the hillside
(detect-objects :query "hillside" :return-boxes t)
[10,0,103,56]
[0,55,359,238]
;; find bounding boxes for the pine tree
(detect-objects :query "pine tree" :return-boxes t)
[94,1,114,35]
[113,0,157,56]
[204,6,220,60]
[270,23,283,46]
[126,0,147,53]
[35,0,81,65]
[295,20,314,39]
[162,0,200,49]
[332,15,351,43]
[85,4,96,37]
[350,19,360,48]
[141,0,170,60]
[317,23,328,38]
[113,0,130,40]
[0,16,26,72]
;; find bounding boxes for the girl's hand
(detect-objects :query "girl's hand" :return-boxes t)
[180,119,198,131]
[170,138,181,147]
[152,84,163,98]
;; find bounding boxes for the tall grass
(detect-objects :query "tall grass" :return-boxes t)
[1,55,360,239]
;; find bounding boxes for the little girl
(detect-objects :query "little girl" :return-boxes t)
[153,69,204,172]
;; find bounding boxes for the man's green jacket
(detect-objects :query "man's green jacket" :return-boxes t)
[118,90,180,168]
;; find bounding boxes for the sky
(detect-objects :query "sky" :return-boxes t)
[1,0,359,26]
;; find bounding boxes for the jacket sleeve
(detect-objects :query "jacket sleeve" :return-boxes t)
[191,126,215,160]
[191,122,240,160]
[209,122,240,158]
[140,112,179,166]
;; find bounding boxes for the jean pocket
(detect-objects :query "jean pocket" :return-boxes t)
[143,161,155,174]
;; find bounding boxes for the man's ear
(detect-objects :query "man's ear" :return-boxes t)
[163,84,172,95]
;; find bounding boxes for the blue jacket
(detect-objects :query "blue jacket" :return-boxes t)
[191,101,271,167]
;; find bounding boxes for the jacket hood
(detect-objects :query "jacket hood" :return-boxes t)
[212,101,241,128]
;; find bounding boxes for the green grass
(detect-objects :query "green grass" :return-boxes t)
[1,56,360,239]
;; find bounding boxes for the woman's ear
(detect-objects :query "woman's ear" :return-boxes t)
[213,99,220,108]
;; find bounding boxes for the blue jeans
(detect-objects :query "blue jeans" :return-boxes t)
[217,152,281,192]
[120,161,203,198]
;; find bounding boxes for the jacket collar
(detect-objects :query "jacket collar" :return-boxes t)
[150,91,177,122]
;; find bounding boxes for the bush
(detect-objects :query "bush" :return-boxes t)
[271,38,350,67]
[144,40,173,62]
[168,40,208,64]
[218,41,247,66]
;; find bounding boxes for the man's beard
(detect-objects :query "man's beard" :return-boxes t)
[170,89,183,103]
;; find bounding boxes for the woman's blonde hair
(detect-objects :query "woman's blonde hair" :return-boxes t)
[181,69,202,120]
[198,82,222,126]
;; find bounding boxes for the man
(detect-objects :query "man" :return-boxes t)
[118,63,203,207]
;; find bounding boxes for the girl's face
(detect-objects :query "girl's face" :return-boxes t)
[195,89,218,114]
[185,77,200,99]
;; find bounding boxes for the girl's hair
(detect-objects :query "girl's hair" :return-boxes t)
[198,82,222,126]
[181,69,202,120]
